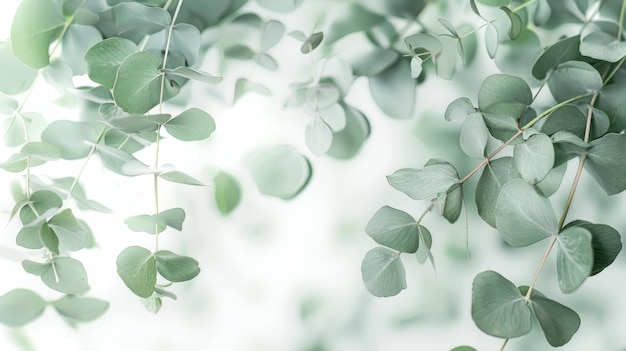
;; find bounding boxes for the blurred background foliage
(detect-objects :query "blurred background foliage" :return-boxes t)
[0,0,625,350]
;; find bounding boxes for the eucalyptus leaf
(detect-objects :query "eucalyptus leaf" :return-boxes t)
[159,170,205,186]
[580,31,626,63]
[326,4,385,44]
[547,61,602,102]
[47,209,89,251]
[257,0,304,13]
[404,33,443,59]
[163,67,222,85]
[478,74,532,110]
[214,171,241,216]
[387,163,459,200]
[532,35,588,80]
[495,179,556,246]
[361,247,406,297]
[513,133,554,183]
[234,79,271,103]
[0,289,46,327]
[41,120,102,160]
[485,23,499,59]
[460,112,489,158]
[369,58,415,119]
[251,146,312,199]
[52,296,110,322]
[19,190,63,225]
[443,185,463,224]
[10,0,65,68]
[0,41,38,95]
[535,162,567,197]
[305,119,333,156]
[164,108,216,141]
[155,250,201,282]
[261,20,285,51]
[22,260,49,276]
[116,246,157,298]
[326,104,370,159]
[351,49,400,77]
[59,25,103,76]
[41,257,89,295]
[96,2,171,43]
[585,133,626,195]
[445,97,475,122]
[556,226,593,293]
[301,32,324,54]
[563,220,622,275]
[500,6,523,40]
[366,206,420,253]
[471,270,532,338]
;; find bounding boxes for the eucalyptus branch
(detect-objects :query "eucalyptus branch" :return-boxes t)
[65,127,107,201]
[459,0,537,40]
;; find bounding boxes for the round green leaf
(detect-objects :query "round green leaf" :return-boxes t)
[485,22,498,59]
[361,247,406,297]
[22,260,49,276]
[369,58,415,119]
[541,104,586,137]
[471,270,532,338]
[113,51,180,114]
[96,2,171,43]
[532,35,587,80]
[19,190,63,225]
[213,171,241,216]
[0,41,38,95]
[365,206,420,253]
[563,220,622,276]
[387,163,459,200]
[326,104,370,159]
[556,227,593,293]
[10,0,65,68]
[513,133,554,184]
[116,246,157,298]
[251,146,312,199]
[85,37,138,89]
[580,31,626,63]
[450,347,477,351]
[41,120,102,160]
[443,185,463,224]
[495,179,557,246]
[0,289,46,327]
[445,97,475,122]
[535,162,567,197]
[164,108,216,141]
[305,119,333,156]
[478,74,532,110]
[48,209,89,251]
[52,295,110,322]
[261,20,285,51]
[547,61,602,102]
[585,133,626,195]
[460,112,489,158]
[351,48,400,77]
[257,0,305,13]
[155,250,201,282]
[42,257,89,295]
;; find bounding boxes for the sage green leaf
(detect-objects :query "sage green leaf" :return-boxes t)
[0,153,29,173]
[478,74,532,110]
[301,32,324,54]
[255,53,278,70]
[159,170,205,186]
[518,286,581,347]
[532,35,588,80]
[500,6,523,40]
[361,0,426,18]
[471,270,532,338]
[445,97,475,121]
[387,163,459,200]
[0,41,38,95]
[450,347,477,351]
[22,260,49,276]
[563,220,622,275]
[436,37,458,79]
[410,57,423,78]
[439,18,459,37]
[58,24,102,76]
[52,295,109,322]
[145,23,201,66]
[251,146,312,199]
[155,250,200,282]
[305,119,333,156]
[477,0,509,5]
[39,222,59,254]
[17,225,44,250]
[369,58,414,119]
[404,33,442,59]
[47,209,88,251]
[495,179,556,246]
[585,133,626,195]
[460,112,489,158]
[20,142,61,163]
[84,37,138,89]
[548,61,602,102]
[224,45,255,60]
[361,247,406,297]
[366,206,420,253]
[485,23,498,59]
[41,120,102,160]
[257,0,304,13]
[42,257,89,295]
[96,3,171,43]
[541,104,586,137]
[556,226,593,293]
[326,4,385,44]
[153,208,185,231]
[214,171,241,215]
[494,28,543,84]
[535,163,566,197]
[351,49,400,77]
[530,0,551,26]
[0,289,46,327]
[125,208,185,234]
[113,51,180,114]
[162,67,222,85]
[552,131,589,166]
[319,103,347,131]
[415,225,433,264]
[580,31,626,63]
[234,78,271,103]
[142,294,162,314]
[481,102,526,142]
[20,190,63,225]
[327,104,370,159]
[306,84,340,110]
[513,133,554,184]
[116,246,157,298]
[10,0,65,68]
[261,20,285,51]
[164,108,216,141]
[108,114,171,133]
[443,185,463,224]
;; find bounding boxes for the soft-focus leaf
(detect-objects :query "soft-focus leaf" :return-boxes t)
[261,20,285,51]
[326,104,370,159]
[485,23,498,59]
[547,61,602,102]
[366,206,420,253]
[305,119,333,156]
[10,0,65,68]
[234,78,271,103]
[159,170,205,186]
[41,121,102,160]
[214,171,241,215]
[0,289,46,327]
[19,190,63,225]
[500,6,523,40]
[443,185,463,224]
[257,0,304,13]
[580,31,626,63]
[59,25,103,76]
[585,133,626,195]
[154,250,200,282]
[351,49,400,77]
[326,4,385,44]
[251,146,311,199]
[495,179,556,246]
[369,58,415,119]
[163,67,222,85]
[301,32,324,54]
[47,209,89,251]
[52,296,109,322]
[361,247,406,297]
[404,33,443,59]
[556,227,593,293]
[116,246,157,298]
[387,163,459,200]
[445,97,475,122]
[471,270,532,338]
[0,41,38,95]
[96,3,171,43]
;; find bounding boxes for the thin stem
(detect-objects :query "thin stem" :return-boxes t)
[603,56,626,84]
[459,130,523,184]
[158,0,183,114]
[619,0,626,41]
[154,128,161,252]
[524,235,558,301]
[416,198,438,224]
[459,0,537,40]
[49,254,60,283]
[499,338,509,351]
[65,127,107,201]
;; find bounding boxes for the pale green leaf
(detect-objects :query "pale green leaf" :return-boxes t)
[563,220,622,275]
[580,31,626,63]
[460,112,489,158]
[96,2,171,43]
[84,37,138,89]
[158,170,205,186]
[327,104,370,159]
[47,209,88,251]
[513,133,554,183]
[59,24,103,76]
[500,6,523,40]
[557,227,593,293]
[548,61,602,102]
[305,119,333,156]
[326,4,385,44]
[404,33,442,59]
[0,289,46,327]
[366,206,420,253]
[361,247,406,297]
[41,120,102,160]
[52,296,109,322]
[319,103,347,131]
[478,74,532,110]
[41,257,89,295]
[261,20,285,51]
[116,246,157,298]
[485,23,498,59]
[301,32,324,54]
[20,142,61,162]
[163,108,216,141]
[351,48,400,77]
[155,250,200,282]
[257,0,305,13]
[214,171,241,216]
[163,66,222,85]
[387,163,459,200]
[19,190,63,225]
[251,146,312,199]
[0,41,38,95]
[21,260,49,276]
[369,58,415,119]
[445,97,475,122]
[585,133,626,195]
